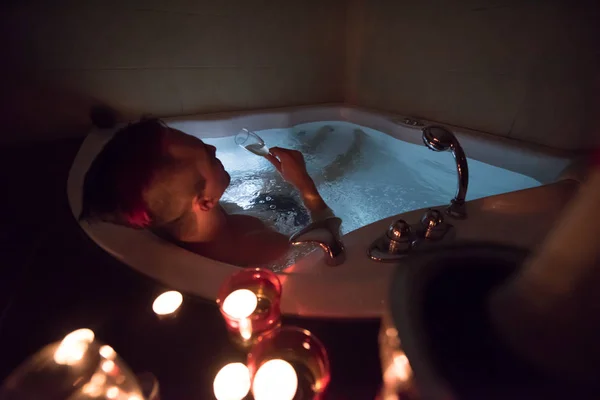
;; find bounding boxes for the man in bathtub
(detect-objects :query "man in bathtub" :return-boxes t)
[80,118,334,266]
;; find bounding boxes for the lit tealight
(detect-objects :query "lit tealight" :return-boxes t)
[101,359,116,373]
[63,328,95,344]
[222,289,258,319]
[252,359,298,400]
[152,290,183,316]
[81,373,106,397]
[106,386,119,399]
[213,362,251,400]
[99,344,116,360]
[53,328,95,365]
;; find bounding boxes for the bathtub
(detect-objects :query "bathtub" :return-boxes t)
[67,105,577,318]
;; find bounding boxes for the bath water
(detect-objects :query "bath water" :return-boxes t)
[204,121,540,237]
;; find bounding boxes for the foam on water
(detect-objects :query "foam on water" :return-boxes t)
[206,121,541,237]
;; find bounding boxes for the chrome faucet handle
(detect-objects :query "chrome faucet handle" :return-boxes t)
[446,199,467,219]
[386,220,414,253]
[368,219,416,262]
[422,125,469,219]
[420,209,450,240]
[290,217,345,266]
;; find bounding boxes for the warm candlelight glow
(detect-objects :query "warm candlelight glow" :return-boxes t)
[239,318,253,340]
[53,328,95,365]
[101,359,116,373]
[99,344,116,360]
[152,290,183,316]
[63,328,95,344]
[252,359,298,400]
[106,386,119,399]
[213,362,251,400]
[222,289,258,319]
[81,373,106,396]
[383,352,413,387]
[392,353,412,382]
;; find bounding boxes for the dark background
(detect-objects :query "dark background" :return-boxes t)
[0,139,382,398]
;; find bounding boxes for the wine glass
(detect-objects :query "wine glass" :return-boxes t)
[235,129,270,157]
[0,328,159,400]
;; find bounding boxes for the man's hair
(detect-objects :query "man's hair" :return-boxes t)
[80,118,169,228]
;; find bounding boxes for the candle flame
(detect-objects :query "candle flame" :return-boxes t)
[252,359,298,400]
[222,289,258,319]
[53,328,95,365]
[99,345,116,360]
[213,362,251,400]
[152,290,183,316]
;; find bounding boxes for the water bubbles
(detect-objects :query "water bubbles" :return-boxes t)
[204,119,540,262]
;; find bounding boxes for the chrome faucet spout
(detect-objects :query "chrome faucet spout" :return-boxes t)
[290,217,345,266]
[422,125,469,219]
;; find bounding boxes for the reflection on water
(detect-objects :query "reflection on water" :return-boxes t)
[203,121,541,270]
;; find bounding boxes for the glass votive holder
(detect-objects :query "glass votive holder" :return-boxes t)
[0,328,148,400]
[216,268,282,349]
[247,326,331,400]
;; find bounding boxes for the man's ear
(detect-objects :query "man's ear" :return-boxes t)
[196,196,218,212]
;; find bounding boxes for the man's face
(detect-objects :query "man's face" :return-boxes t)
[160,128,231,210]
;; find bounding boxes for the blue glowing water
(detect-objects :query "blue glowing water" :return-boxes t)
[203,121,540,236]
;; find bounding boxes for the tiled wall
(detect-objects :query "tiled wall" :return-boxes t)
[347,0,600,150]
[3,0,599,150]
[1,0,345,144]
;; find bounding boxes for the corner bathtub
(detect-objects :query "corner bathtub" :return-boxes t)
[67,105,576,318]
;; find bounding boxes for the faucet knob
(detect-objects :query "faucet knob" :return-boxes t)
[384,219,414,254]
[387,220,412,242]
[420,209,449,240]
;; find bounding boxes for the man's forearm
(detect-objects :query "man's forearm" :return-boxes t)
[299,183,335,222]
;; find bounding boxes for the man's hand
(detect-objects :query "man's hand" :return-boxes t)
[265,147,316,194]
[265,147,327,212]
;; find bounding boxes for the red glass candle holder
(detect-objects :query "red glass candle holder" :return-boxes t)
[247,326,331,400]
[216,268,282,349]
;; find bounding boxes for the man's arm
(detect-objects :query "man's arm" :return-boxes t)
[265,147,333,220]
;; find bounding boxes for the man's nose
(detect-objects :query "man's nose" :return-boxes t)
[208,145,217,155]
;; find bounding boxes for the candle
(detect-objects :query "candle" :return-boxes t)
[152,290,183,316]
[217,268,282,348]
[53,328,95,365]
[99,344,116,360]
[106,386,119,399]
[213,363,251,400]
[252,359,298,400]
[222,289,258,319]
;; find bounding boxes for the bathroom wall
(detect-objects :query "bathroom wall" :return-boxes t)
[347,0,600,151]
[0,0,345,145]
